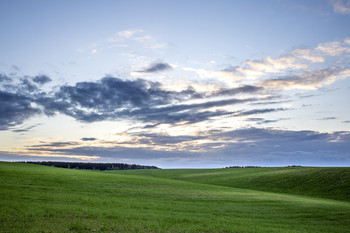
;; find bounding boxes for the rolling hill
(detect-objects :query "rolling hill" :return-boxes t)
[1,162,350,232]
[113,166,350,201]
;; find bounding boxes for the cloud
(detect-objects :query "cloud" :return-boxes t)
[212,85,263,96]
[11,65,20,71]
[81,137,97,141]
[316,39,350,56]
[1,73,269,129]
[251,100,292,106]
[0,73,11,82]
[123,97,261,124]
[0,91,41,130]
[243,56,307,74]
[27,141,79,148]
[37,76,270,125]
[136,62,173,73]
[32,75,52,85]
[291,49,325,63]
[246,118,290,125]
[262,67,350,90]
[330,0,350,15]
[117,29,143,39]
[11,123,41,133]
[319,117,337,120]
[0,74,49,130]
[40,76,202,121]
[185,38,349,90]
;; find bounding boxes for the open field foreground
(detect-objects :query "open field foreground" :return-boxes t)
[1,162,350,233]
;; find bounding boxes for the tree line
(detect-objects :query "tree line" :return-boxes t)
[225,166,262,168]
[20,161,159,170]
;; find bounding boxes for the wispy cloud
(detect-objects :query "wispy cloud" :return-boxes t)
[262,67,349,90]
[135,62,173,73]
[11,123,42,133]
[185,38,350,90]
[117,29,144,39]
[318,117,337,120]
[316,39,350,56]
[330,0,350,15]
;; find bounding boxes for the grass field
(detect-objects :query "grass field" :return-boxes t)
[112,166,350,202]
[1,162,350,232]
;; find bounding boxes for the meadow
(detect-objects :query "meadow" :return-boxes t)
[1,162,350,232]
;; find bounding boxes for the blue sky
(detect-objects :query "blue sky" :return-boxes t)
[1,0,350,168]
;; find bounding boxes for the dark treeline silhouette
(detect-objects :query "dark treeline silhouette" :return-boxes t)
[225,165,302,168]
[20,161,159,170]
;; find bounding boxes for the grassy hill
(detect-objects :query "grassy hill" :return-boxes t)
[113,166,350,202]
[1,162,350,232]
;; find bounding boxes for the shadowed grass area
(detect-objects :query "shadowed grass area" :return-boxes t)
[113,167,350,202]
[1,162,350,232]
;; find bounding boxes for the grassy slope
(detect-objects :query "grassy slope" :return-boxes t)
[1,162,350,233]
[113,167,350,202]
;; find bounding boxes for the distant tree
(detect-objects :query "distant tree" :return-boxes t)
[20,161,159,170]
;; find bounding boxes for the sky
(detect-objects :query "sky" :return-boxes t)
[1,0,350,168]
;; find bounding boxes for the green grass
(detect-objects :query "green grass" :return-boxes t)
[112,167,350,202]
[1,162,350,232]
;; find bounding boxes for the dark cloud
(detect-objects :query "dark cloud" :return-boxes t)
[211,85,263,96]
[32,75,52,84]
[81,137,97,141]
[39,76,270,124]
[343,120,350,124]
[246,117,290,125]
[20,78,38,92]
[319,117,337,120]
[137,62,173,73]
[0,74,45,130]
[0,73,11,82]
[11,123,41,133]
[0,91,41,130]
[297,94,318,99]
[247,118,279,124]
[302,104,313,107]
[250,100,291,106]
[142,123,161,129]
[27,141,79,148]
[40,76,203,122]
[235,108,286,117]
[127,99,284,125]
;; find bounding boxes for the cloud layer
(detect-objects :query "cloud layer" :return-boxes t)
[0,73,270,130]
[137,62,173,73]
[7,128,349,167]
